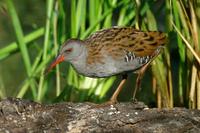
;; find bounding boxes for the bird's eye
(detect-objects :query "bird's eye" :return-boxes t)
[65,48,72,53]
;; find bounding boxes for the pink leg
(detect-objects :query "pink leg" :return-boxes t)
[133,62,151,100]
[91,75,127,108]
[110,75,127,104]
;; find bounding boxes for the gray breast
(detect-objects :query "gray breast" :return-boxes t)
[83,55,149,78]
[71,50,152,78]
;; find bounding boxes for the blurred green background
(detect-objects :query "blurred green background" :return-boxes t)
[0,0,199,109]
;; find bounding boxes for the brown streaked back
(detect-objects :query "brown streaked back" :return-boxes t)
[84,27,167,65]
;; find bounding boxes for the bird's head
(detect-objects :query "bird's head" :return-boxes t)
[45,39,85,74]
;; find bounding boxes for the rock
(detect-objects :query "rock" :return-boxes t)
[0,98,200,133]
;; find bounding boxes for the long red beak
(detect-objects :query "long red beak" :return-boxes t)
[44,54,64,75]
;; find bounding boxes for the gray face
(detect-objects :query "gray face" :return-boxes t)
[60,39,85,61]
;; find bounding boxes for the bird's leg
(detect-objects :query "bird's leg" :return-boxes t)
[90,75,127,108]
[109,74,128,104]
[132,49,163,101]
[133,62,151,101]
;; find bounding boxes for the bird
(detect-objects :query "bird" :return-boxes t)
[45,26,167,105]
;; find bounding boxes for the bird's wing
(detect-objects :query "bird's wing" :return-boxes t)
[85,27,167,64]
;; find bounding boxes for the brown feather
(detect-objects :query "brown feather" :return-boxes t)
[84,27,167,65]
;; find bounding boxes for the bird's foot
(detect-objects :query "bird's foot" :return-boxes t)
[90,99,118,109]
[131,98,138,103]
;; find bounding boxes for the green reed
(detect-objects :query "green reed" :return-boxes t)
[0,0,199,109]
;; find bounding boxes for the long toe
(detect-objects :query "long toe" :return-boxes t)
[90,100,118,109]
[131,97,138,103]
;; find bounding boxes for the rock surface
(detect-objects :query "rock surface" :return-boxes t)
[0,98,200,133]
